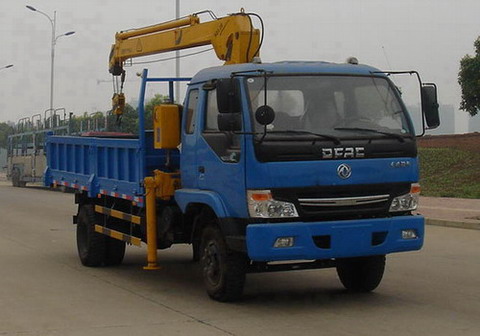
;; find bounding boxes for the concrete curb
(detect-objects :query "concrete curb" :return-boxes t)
[426,218,480,231]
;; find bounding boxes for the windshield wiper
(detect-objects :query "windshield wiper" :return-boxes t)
[334,127,407,142]
[263,130,341,145]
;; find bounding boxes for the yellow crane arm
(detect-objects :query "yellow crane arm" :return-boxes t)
[109,10,261,76]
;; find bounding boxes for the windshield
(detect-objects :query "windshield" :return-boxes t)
[247,75,412,138]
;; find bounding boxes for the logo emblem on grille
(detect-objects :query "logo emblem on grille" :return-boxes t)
[337,164,352,179]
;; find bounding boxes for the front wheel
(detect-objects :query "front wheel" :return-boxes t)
[200,226,248,302]
[336,255,386,292]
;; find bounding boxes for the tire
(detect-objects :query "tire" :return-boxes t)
[200,225,248,302]
[11,169,26,187]
[336,255,386,292]
[11,169,19,187]
[76,204,107,267]
[105,238,126,266]
[192,240,201,262]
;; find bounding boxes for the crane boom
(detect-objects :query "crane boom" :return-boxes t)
[109,10,261,76]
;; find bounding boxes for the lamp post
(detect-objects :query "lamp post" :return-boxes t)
[26,5,75,112]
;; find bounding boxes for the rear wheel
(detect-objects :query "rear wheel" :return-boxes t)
[11,169,20,187]
[105,238,126,266]
[336,255,386,292]
[77,204,127,266]
[77,204,106,267]
[200,225,248,302]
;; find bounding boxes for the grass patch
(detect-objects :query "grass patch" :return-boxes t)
[418,148,480,198]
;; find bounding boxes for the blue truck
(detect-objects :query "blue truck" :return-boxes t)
[44,11,440,301]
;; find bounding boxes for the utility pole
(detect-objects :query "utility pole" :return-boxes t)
[26,6,75,112]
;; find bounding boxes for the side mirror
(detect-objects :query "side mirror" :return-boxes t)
[255,105,275,125]
[421,84,440,129]
[216,78,241,114]
[218,113,242,132]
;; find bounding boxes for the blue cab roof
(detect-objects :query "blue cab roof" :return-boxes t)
[190,61,384,84]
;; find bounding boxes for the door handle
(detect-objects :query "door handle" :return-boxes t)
[198,166,205,174]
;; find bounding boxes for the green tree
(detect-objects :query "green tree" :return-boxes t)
[67,94,169,135]
[0,122,14,148]
[114,94,169,133]
[458,36,480,116]
[144,93,170,130]
[111,103,137,133]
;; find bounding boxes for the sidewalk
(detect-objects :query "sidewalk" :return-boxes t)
[417,196,480,230]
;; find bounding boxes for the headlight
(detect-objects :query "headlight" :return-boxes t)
[247,190,299,218]
[389,183,420,212]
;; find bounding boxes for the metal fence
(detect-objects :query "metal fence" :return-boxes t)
[0,148,6,172]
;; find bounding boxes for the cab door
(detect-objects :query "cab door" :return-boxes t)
[180,88,200,189]
[196,87,248,218]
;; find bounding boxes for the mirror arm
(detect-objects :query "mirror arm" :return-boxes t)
[373,70,427,135]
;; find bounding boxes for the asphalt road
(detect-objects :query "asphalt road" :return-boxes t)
[1,181,479,336]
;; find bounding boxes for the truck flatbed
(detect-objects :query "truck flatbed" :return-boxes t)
[44,131,178,207]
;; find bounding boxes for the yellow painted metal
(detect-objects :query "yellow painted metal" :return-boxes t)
[94,225,142,246]
[109,11,260,74]
[143,176,161,270]
[153,170,181,200]
[153,104,181,149]
[112,93,126,116]
[116,16,200,40]
[109,228,124,241]
[142,170,181,270]
[94,205,142,225]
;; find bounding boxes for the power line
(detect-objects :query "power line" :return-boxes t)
[382,46,393,70]
[131,48,214,65]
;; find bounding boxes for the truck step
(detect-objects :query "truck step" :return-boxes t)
[94,225,142,246]
[94,205,142,225]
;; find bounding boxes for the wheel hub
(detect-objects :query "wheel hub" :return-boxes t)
[204,242,221,285]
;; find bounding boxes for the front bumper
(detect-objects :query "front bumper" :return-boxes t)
[246,215,424,261]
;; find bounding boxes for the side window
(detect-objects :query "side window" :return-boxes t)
[185,89,199,134]
[202,88,241,163]
[205,90,218,131]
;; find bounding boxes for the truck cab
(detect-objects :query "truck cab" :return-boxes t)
[177,61,427,253]
[167,60,438,300]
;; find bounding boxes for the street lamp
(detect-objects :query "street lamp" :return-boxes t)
[0,64,14,71]
[26,5,75,112]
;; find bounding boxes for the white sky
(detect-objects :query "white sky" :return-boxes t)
[1,0,479,132]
